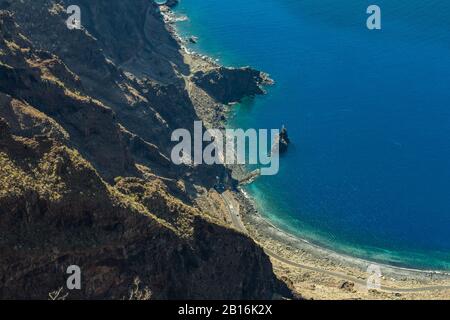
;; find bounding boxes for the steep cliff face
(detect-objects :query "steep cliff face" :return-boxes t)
[0,117,282,299]
[0,2,291,299]
[193,67,272,104]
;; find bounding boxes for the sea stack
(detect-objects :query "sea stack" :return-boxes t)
[279,125,290,153]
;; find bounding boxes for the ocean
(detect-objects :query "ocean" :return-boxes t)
[175,0,450,270]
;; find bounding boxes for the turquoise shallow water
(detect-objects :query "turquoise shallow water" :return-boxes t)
[175,0,450,270]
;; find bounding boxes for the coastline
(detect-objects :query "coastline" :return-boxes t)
[234,188,450,299]
[237,187,449,276]
[163,3,450,299]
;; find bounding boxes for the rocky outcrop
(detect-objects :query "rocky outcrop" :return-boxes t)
[193,67,273,104]
[0,1,291,300]
[279,126,290,153]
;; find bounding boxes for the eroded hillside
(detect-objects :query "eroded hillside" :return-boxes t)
[0,0,290,299]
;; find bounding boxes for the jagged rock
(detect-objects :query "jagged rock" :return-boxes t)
[279,125,290,153]
[192,66,273,104]
[339,281,355,292]
[0,133,289,299]
[0,1,292,300]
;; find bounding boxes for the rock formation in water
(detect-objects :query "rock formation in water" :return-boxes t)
[0,1,291,299]
[279,125,290,153]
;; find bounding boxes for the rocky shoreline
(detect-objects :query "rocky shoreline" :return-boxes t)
[160,4,273,124]
[0,0,290,299]
[166,2,450,300]
[239,190,450,299]
[161,2,274,186]
[1,0,449,300]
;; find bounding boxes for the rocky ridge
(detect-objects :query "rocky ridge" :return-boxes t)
[0,1,290,299]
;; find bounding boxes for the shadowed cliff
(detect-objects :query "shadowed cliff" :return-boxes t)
[0,1,292,299]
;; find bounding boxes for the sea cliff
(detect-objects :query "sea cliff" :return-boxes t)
[0,0,290,299]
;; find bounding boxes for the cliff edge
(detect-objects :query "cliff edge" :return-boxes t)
[0,1,291,299]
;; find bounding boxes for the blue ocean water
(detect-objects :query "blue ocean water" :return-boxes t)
[175,0,450,270]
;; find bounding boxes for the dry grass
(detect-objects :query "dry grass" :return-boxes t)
[126,277,152,301]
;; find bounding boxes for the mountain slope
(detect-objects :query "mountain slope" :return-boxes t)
[0,1,291,299]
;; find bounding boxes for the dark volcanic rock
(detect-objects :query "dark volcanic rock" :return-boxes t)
[279,126,290,153]
[0,117,10,136]
[0,131,290,299]
[193,67,273,104]
[339,281,356,292]
[0,2,292,300]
